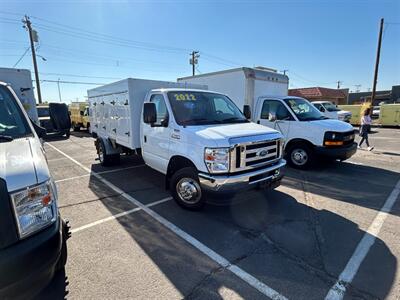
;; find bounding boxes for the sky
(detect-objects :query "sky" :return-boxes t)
[0,0,399,103]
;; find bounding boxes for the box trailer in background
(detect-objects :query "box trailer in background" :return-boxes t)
[0,68,38,123]
[178,67,289,113]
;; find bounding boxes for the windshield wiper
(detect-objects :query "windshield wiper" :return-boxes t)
[0,135,14,142]
[221,117,249,123]
[181,118,222,125]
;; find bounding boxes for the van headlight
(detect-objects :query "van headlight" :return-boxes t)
[10,180,58,239]
[204,148,230,173]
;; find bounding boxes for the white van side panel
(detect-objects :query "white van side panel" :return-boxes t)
[88,78,205,150]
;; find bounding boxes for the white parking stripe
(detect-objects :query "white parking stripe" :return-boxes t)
[71,197,172,234]
[325,179,400,300]
[46,142,288,300]
[55,164,145,183]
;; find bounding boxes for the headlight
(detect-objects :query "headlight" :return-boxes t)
[10,180,58,239]
[324,132,344,146]
[204,148,230,173]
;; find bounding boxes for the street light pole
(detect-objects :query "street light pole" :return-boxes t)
[57,78,62,102]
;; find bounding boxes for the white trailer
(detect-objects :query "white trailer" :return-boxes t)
[0,68,38,123]
[87,78,206,150]
[178,67,289,113]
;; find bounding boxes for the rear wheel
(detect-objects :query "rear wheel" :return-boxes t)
[97,139,119,166]
[170,167,205,210]
[286,143,314,169]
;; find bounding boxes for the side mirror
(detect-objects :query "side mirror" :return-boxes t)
[319,106,325,112]
[68,111,71,115]
[143,103,157,124]
[30,119,46,138]
[80,111,84,116]
[243,105,251,119]
[268,113,277,122]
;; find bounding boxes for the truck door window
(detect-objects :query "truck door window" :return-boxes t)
[150,94,168,126]
[261,100,293,120]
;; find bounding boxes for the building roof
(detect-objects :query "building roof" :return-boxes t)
[289,87,346,99]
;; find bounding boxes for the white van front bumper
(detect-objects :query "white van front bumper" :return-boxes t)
[198,159,286,193]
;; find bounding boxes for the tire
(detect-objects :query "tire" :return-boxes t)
[97,139,119,166]
[286,143,314,169]
[65,130,70,138]
[73,123,80,132]
[56,221,68,271]
[170,167,206,210]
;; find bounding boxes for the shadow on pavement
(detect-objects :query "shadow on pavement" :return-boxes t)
[74,160,398,299]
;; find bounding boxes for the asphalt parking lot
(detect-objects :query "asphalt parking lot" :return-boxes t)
[37,127,399,300]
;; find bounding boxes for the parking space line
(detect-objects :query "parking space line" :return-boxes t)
[325,178,400,300]
[46,142,288,300]
[55,164,145,183]
[71,197,172,234]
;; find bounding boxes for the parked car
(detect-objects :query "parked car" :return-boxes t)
[88,78,286,210]
[178,68,357,169]
[311,101,352,122]
[372,106,380,120]
[37,103,71,138]
[69,102,90,131]
[0,82,69,299]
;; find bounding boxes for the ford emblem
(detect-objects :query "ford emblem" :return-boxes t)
[257,149,269,157]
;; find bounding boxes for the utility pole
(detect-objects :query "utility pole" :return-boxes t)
[336,80,342,89]
[281,69,288,75]
[23,15,42,104]
[371,18,384,106]
[190,51,199,76]
[354,84,362,93]
[57,78,62,102]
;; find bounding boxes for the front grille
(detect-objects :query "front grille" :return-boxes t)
[230,139,281,173]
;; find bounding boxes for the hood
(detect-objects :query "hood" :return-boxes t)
[0,137,50,192]
[188,122,280,140]
[308,119,354,132]
[337,110,351,116]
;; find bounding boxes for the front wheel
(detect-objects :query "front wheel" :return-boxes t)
[170,167,206,210]
[286,143,314,169]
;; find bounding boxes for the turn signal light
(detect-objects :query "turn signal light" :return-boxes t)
[324,141,344,146]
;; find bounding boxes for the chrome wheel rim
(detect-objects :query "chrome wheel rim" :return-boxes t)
[291,148,308,166]
[176,178,201,204]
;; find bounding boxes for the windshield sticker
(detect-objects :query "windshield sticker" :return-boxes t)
[173,93,196,101]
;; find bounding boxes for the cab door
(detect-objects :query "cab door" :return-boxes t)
[257,99,294,141]
[141,94,171,173]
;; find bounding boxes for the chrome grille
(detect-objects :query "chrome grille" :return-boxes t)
[230,139,281,172]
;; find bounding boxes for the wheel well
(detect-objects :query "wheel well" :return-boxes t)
[166,156,197,189]
[285,139,315,153]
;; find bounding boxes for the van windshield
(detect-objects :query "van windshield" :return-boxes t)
[284,98,326,121]
[0,85,32,141]
[168,91,248,126]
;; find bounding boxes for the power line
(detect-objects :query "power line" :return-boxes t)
[13,47,31,67]
[39,79,106,85]
[39,72,121,80]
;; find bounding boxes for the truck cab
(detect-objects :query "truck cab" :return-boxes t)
[140,89,286,209]
[253,96,357,168]
[69,102,90,131]
[0,82,68,299]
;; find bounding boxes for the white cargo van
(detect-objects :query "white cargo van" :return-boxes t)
[88,78,286,210]
[178,68,357,169]
[0,82,68,299]
[312,101,352,122]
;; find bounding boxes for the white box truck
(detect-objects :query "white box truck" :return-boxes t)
[88,78,286,210]
[178,67,357,169]
[0,68,38,123]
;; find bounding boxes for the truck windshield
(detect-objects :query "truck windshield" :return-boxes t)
[37,107,50,118]
[0,85,32,140]
[168,91,248,126]
[284,98,326,121]
[323,102,340,112]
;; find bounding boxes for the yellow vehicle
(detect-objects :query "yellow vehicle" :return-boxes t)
[339,103,372,125]
[69,102,90,131]
[380,104,400,126]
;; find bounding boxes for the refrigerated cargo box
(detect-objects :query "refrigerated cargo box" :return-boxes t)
[380,104,400,126]
[87,78,206,150]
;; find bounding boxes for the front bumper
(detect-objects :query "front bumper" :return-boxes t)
[0,218,63,300]
[315,142,357,160]
[198,159,286,193]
